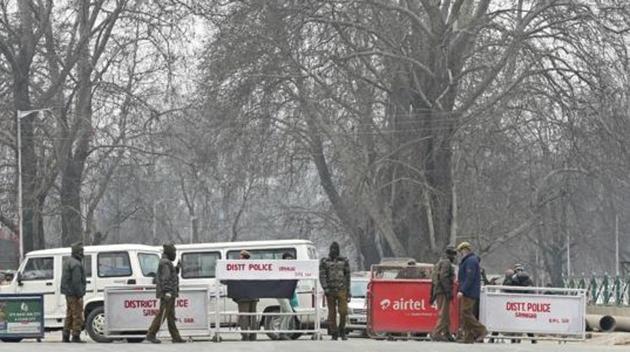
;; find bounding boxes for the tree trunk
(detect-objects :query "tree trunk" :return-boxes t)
[61,158,85,246]
[60,0,92,246]
[9,0,40,253]
[358,221,381,269]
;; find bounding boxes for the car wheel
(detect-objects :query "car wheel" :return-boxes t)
[86,306,113,343]
[262,307,282,340]
[0,338,23,343]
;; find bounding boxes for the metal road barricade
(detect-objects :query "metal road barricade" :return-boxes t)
[213,259,322,341]
[366,263,459,339]
[104,285,211,339]
[480,285,587,341]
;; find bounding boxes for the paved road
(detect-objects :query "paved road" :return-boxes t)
[0,335,627,352]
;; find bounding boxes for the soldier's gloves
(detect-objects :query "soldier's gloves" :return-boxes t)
[347,294,352,303]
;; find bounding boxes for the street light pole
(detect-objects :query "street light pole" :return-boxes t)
[16,108,51,264]
[16,111,23,264]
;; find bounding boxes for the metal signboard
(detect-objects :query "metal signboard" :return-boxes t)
[104,286,209,337]
[215,260,319,280]
[367,279,459,335]
[0,294,44,339]
[480,286,586,338]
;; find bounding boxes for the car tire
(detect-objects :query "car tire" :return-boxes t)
[262,307,282,340]
[262,307,302,340]
[86,306,113,343]
[0,338,23,343]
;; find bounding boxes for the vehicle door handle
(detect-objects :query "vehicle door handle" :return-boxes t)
[46,282,53,286]
[127,279,136,285]
[86,280,92,284]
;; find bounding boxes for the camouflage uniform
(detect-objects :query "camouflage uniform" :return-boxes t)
[61,243,86,343]
[319,242,350,340]
[431,251,456,341]
[147,244,184,343]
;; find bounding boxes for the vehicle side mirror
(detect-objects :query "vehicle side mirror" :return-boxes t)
[17,272,23,286]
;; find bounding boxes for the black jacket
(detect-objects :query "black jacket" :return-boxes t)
[155,255,179,299]
[61,255,86,297]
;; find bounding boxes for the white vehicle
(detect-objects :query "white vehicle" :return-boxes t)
[174,239,320,340]
[0,244,162,343]
[346,273,369,336]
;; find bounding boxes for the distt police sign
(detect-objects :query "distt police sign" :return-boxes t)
[215,260,319,280]
[480,286,586,337]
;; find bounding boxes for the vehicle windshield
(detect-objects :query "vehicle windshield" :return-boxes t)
[350,280,369,298]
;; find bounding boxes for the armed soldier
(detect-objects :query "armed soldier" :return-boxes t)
[320,242,351,341]
[430,246,457,342]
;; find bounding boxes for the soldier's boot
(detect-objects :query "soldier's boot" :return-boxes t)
[62,330,70,343]
[340,331,348,341]
[331,332,339,341]
[430,333,448,342]
[71,334,86,343]
[146,334,162,344]
[172,338,186,343]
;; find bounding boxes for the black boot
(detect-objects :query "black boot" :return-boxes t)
[146,334,161,344]
[340,332,348,341]
[331,332,339,341]
[62,330,70,343]
[71,334,86,343]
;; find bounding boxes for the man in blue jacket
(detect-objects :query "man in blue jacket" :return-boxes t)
[456,242,487,343]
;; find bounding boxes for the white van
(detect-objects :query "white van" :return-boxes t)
[174,239,320,339]
[0,244,162,343]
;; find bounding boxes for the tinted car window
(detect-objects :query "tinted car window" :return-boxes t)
[98,252,132,277]
[22,257,54,281]
[181,252,221,278]
[227,248,296,260]
[138,253,160,277]
[350,280,369,298]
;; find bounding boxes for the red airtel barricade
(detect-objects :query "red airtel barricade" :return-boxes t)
[367,264,459,338]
